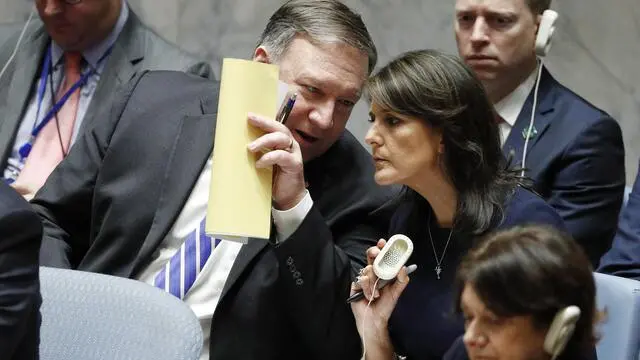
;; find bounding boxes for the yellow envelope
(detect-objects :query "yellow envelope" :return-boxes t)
[206,58,287,242]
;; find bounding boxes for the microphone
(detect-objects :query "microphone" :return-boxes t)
[347,234,416,303]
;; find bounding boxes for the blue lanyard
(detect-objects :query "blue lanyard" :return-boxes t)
[18,43,113,160]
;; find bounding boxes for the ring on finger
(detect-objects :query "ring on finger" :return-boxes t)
[285,137,294,152]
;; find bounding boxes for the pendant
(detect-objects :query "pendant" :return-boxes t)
[435,265,442,279]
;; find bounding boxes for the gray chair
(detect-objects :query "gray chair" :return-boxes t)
[594,272,640,360]
[39,266,203,360]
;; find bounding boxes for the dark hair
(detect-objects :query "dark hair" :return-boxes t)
[454,225,600,360]
[365,49,521,235]
[256,0,377,74]
[526,0,552,15]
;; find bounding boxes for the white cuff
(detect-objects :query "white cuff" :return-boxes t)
[272,190,313,243]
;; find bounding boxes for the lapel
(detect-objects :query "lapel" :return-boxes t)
[503,67,557,166]
[219,235,270,301]
[80,10,144,133]
[130,99,217,276]
[0,25,48,164]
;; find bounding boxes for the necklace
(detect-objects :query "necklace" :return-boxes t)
[427,212,453,280]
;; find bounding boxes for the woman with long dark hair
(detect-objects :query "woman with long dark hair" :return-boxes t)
[350,49,566,359]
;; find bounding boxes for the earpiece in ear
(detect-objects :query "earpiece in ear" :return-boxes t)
[543,305,581,360]
[535,9,559,57]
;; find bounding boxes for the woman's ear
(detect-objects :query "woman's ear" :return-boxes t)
[438,136,445,155]
[253,46,271,64]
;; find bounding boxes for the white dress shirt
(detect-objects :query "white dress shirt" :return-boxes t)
[135,153,313,360]
[494,69,538,145]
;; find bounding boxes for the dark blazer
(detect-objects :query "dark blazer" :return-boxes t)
[0,8,213,168]
[0,181,42,360]
[503,67,625,267]
[387,186,566,359]
[598,158,640,280]
[32,71,396,359]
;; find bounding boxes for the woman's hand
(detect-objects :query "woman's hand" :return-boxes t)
[350,239,412,360]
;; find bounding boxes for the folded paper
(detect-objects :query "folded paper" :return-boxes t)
[206,58,289,242]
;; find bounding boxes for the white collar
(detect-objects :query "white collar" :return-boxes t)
[494,68,538,127]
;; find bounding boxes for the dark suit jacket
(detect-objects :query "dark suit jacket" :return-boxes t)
[598,158,640,280]
[0,181,42,360]
[0,8,213,168]
[503,67,625,266]
[32,70,396,359]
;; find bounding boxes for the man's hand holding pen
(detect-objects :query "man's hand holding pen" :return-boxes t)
[247,92,306,211]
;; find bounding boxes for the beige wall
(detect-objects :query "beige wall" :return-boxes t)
[2,0,638,182]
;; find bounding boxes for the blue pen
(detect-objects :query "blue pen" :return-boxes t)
[277,93,297,125]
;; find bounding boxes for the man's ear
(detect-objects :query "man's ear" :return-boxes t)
[253,46,271,64]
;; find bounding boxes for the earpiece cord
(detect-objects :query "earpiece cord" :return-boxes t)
[0,10,35,82]
[521,61,544,177]
[360,277,381,360]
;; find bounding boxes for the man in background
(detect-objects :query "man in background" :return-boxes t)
[0,0,212,199]
[454,0,625,266]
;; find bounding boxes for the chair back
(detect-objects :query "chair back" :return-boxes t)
[39,267,203,360]
[594,272,640,360]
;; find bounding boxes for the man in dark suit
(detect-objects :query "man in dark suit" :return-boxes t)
[33,1,394,359]
[0,0,211,199]
[598,159,640,280]
[454,0,624,266]
[0,181,42,360]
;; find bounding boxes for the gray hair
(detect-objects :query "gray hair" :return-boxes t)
[256,0,377,74]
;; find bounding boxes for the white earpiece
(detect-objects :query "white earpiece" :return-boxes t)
[373,234,414,281]
[359,234,414,360]
[535,10,558,58]
[543,305,581,360]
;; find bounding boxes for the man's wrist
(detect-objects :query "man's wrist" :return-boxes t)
[271,190,313,242]
[273,187,307,211]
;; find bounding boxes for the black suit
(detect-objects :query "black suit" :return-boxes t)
[33,70,395,359]
[0,181,41,360]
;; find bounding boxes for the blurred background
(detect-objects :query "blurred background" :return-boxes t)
[2,0,638,182]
